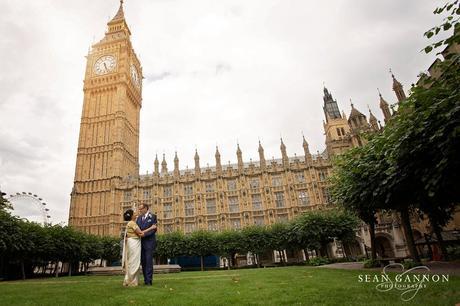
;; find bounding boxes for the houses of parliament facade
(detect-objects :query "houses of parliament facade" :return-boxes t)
[68,2,458,258]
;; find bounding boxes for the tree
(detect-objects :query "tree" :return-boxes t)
[384,2,459,260]
[185,230,217,271]
[215,230,243,269]
[329,209,360,258]
[156,231,186,263]
[331,143,385,260]
[0,190,11,212]
[240,226,269,267]
[266,222,290,264]
[331,2,459,263]
[291,209,359,259]
[423,1,460,55]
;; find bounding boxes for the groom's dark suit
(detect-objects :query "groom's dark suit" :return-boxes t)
[136,212,157,285]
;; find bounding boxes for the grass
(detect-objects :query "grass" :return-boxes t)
[0,266,459,305]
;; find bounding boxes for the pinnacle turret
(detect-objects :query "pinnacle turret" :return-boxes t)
[215,146,222,174]
[368,108,379,131]
[280,138,289,168]
[378,90,392,123]
[302,135,310,154]
[154,154,159,175]
[390,69,407,103]
[258,141,266,169]
[161,154,168,174]
[194,149,200,176]
[237,143,243,172]
[174,152,179,176]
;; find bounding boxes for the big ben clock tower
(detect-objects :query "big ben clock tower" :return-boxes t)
[69,1,142,236]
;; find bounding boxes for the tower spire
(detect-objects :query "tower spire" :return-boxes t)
[258,140,266,170]
[237,143,243,172]
[194,149,201,176]
[154,154,159,175]
[368,106,379,131]
[323,87,342,122]
[280,138,289,169]
[302,135,310,154]
[174,151,179,177]
[215,146,222,175]
[106,0,131,36]
[161,153,168,174]
[302,134,312,165]
[390,69,406,103]
[111,0,125,22]
[348,99,368,131]
[378,89,392,123]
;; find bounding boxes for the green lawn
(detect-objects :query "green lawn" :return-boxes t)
[0,266,458,305]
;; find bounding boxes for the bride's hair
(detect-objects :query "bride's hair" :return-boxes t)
[123,209,134,221]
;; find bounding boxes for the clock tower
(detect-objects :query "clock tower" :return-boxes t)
[69,1,142,236]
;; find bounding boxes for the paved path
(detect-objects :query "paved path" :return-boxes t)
[319,261,460,276]
[319,262,366,270]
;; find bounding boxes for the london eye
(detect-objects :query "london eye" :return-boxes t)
[7,192,51,226]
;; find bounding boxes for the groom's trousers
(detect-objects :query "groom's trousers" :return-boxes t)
[141,240,154,285]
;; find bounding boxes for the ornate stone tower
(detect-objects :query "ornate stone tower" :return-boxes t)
[378,90,392,123]
[69,1,142,236]
[348,101,369,147]
[322,87,353,156]
[391,71,406,103]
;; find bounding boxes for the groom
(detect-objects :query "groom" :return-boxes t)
[136,204,157,285]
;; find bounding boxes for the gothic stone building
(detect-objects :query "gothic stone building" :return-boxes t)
[69,2,459,259]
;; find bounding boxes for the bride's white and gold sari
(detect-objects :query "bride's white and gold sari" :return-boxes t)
[122,220,141,286]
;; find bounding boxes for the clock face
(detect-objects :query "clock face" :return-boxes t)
[94,55,116,75]
[130,64,140,88]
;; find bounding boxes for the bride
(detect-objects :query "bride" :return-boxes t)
[121,209,153,287]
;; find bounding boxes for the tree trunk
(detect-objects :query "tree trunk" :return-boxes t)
[369,220,377,260]
[54,262,59,278]
[0,256,3,279]
[342,242,350,259]
[68,262,72,276]
[320,244,329,258]
[227,256,231,270]
[200,256,204,271]
[431,219,449,261]
[20,260,26,280]
[304,249,310,261]
[400,208,421,263]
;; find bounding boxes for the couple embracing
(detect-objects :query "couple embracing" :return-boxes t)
[122,204,157,287]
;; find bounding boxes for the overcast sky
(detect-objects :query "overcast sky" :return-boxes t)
[0,0,449,224]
